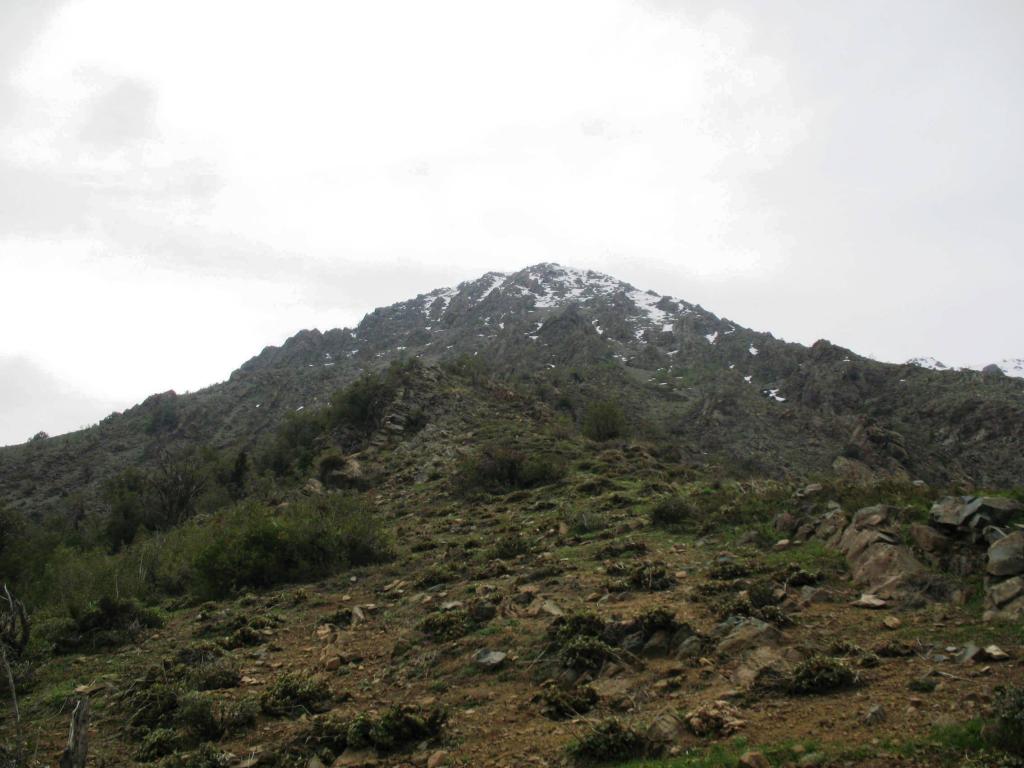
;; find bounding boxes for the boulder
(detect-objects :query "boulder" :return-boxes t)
[684,700,745,737]
[986,596,1024,622]
[837,506,930,597]
[645,710,687,743]
[715,618,781,656]
[909,523,952,555]
[732,645,801,688]
[851,594,887,609]
[472,649,507,669]
[326,457,366,489]
[964,496,1022,526]
[987,532,1024,577]
[929,496,970,529]
[988,576,1024,608]
[773,511,799,536]
[812,507,849,547]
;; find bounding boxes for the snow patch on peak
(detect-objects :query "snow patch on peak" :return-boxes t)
[907,356,950,371]
[520,263,627,308]
[628,289,671,328]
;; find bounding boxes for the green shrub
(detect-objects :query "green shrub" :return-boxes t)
[368,706,446,753]
[539,682,598,720]
[567,719,654,763]
[176,691,222,741]
[53,595,164,653]
[260,673,332,717]
[606,560,676,592]
[126,681,180,731]
[547,613,606,648]
[559,636,618,673]
[344,706,445,754]
[649,496,693,529]
[456,444,566,495]
[136,728,179,762]
[418,610,473,641]
[316,448,348,484]
[326,369,399,434]
[183,495,393,598]
[158,743,230,768]
[786,655,859,694]
[258,409,325,477]
[991,685,1024,756]
[217,698,259,734]
[187,657,240,691]
[581,401,627,442]
[490,532,533,560]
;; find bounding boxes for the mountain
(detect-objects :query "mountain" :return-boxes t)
[2,262,1024,520]
[4,263,1024,767]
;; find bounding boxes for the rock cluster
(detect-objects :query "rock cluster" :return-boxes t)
[986,531,1024,620]
[835,505,931,598]
[786,495,1024,612]
[902,495,1023,620]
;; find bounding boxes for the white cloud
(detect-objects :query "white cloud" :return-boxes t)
[1,0,1021,444]
[5,0,805,275]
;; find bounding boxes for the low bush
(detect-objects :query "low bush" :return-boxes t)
[52,596,164,653]
[455,444,566,495]
[490,532,533,560]
[418,610,473,641]
[606,560,676,592]
[181,495,393,599]
[580,401,627,442]
[326,368,400,435]
[260,673,332,717]
[649,496,693,529]
[547,613,607,648]
[567,719,655,763]
[786,655,859,694]
[345,706,446,754]
[559,635,618,673]
[991,685,1024,756]
[539,682,598,720]
[136,728,179,762]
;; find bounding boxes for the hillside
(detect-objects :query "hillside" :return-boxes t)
[1,264,1024,768]
[2,263,1023,524]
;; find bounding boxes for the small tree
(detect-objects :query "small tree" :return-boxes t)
[149,450,208,528]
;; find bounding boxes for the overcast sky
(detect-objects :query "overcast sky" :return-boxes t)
[1,0,1022,445]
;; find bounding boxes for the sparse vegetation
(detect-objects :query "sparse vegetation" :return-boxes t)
[259,673,332,717]
[785,655,859,695]
[567,718,656,763]
[455,443,566,495]
[581,400,627,442]
[2,281,1024,767]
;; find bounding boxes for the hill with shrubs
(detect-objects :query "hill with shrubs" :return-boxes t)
[0,264,1023,767]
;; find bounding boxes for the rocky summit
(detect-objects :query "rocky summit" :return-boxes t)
[0,264,1022,768]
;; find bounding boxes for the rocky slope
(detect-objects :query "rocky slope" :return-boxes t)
[5,381,1024,767]
[2,263,1023,521]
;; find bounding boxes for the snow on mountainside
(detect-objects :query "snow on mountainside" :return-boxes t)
[419,263,689,330]
[907,356,1024,378]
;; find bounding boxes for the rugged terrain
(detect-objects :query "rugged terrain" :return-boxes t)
[3,264,1024,519]
[1,264,1023,768]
